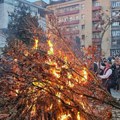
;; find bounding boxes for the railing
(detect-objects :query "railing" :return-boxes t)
[59,20,79,26]
[92,16,100,21]
[57,10,79,17]
[92,38,101,42]
[92,38,101,46]
[92,27,102,32]
[63,30,79,35]
[92,6,101,11]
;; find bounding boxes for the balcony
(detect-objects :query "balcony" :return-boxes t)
[92,38,101,45]
[92,38,101,42]
[111,26,120,30]
[59,20,79,26]
[92,27,102,32]
[92,16,100,21]
[57,10,79,17]
[92,6,101,11]
[63,30,79,35]
[92,42,101,46]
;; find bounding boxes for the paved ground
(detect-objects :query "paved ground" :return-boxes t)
[111,89,120,119]
[111,89,120,100]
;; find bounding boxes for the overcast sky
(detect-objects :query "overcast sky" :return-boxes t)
[28,0,49,3]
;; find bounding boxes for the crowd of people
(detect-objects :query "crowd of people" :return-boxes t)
[91,56,120,94]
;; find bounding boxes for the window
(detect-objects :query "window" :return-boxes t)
[81,14,85,19]
[112,22,120,27]
[112,1,120,7]
[82,35,85,40]
[59,5,79,13]
[66,25,78,31]
[112,40,117,45]
[112,11,116,16]
[81,25,85,30]
[112,31,120,37]
[81,4,85,10]
[112,11,120,17]
[93,1,100,7]
[75,15,79,20]
[69,16,73,21]
[111,39,120,47]
[93,22,98,28]
[93,11,99,17]
[93,33,101,38]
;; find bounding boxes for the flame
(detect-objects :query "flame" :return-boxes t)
[67,72,72,79]
[58,113,71,120]
[15,89,19,96]
[68,81,74,88]
[31,104,36,116]
[56,92,61,103]
[77,112,81,120]
[33,39,39,50]
[56,92,61,98]
[46,58,57,67]
[60,86,64,89]
[51,69,60,78]
[66,100,71,105]
[62,56,69,69]
[48,40,53,47]
[81,102,86,110]
[82,68,88,83]
[47,40,54,55]
[49,104,53,110]
[64,56,68,62]
[47,104,53,111]
[32,81,45,87]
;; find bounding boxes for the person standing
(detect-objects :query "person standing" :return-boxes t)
[98,61,116,94]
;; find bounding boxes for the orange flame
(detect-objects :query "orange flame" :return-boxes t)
[58,113,71,120]
[31,104,36,116]
[51,69,61,78]
[15,89,19,96]
[68,81,74,88]
[82,68,88,83]
[46,58,57,67]
[56,92,61,103]
[47,104,53,111]
[77,112,81,120]
[47,40,54,55]
[67,72,72,79]
[33,39,39,49]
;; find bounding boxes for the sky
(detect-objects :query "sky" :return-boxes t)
[28,0,49,3]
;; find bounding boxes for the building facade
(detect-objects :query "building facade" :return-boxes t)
[0,0,47,53]
[110,0,120,56]
[47,0,111,57]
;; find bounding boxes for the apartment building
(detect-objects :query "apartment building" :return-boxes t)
[0,0,47,53]
[47,0,111,57]
[110,0,120,56]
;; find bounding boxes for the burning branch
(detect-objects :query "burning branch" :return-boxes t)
[0,13,120,120]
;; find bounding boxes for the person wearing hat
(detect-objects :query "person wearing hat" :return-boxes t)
[98,61,116,94]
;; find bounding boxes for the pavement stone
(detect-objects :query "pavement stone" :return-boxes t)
[111,89,120,100]
[111,89,120,119]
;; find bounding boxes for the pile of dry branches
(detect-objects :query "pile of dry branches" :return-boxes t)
[0,36,119,120]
